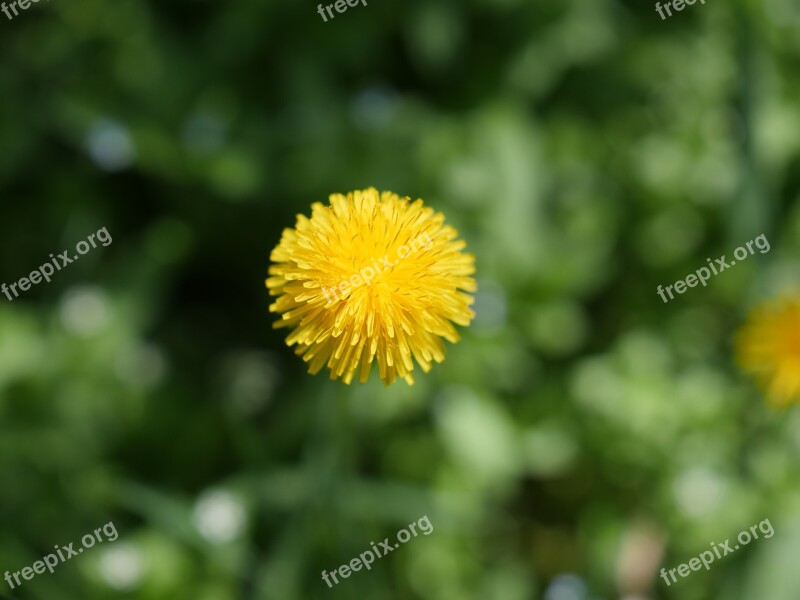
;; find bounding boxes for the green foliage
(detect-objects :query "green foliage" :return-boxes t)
[1,0,799,598]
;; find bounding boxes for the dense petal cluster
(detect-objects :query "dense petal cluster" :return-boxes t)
[736,296,800,407]
[266,188,476,385]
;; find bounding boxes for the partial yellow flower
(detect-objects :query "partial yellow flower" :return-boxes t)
[736,296,800,407]
[266,188,476,385]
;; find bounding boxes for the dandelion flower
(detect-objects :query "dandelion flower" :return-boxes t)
[736,296,800,407]
[266,188,476,385]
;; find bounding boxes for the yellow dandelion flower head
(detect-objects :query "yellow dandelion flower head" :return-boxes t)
[266,188,476,385]
[736,295,800,407]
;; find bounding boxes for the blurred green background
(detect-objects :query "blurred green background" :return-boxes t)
[2,0,800,598]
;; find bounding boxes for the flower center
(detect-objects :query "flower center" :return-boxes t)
[778,330,800,357]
